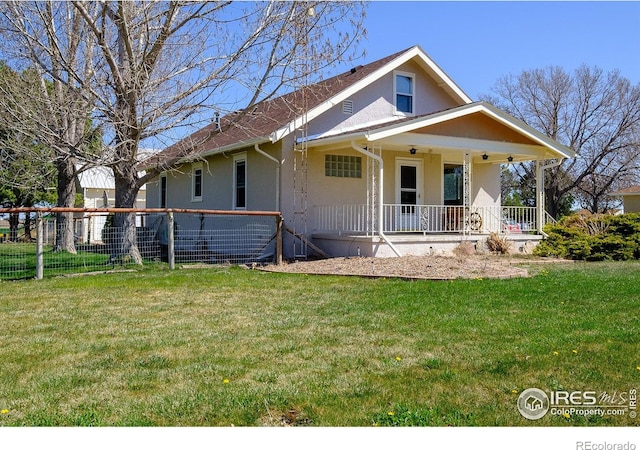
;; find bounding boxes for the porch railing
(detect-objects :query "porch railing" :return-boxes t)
[313,204,540,235]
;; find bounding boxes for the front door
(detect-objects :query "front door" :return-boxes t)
[395,158,423,230]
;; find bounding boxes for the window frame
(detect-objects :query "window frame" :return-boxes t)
[443,163,464,206]
[393,70,415,116]
[324,154,362,178]
[159,174,167,208]
[233,152,247,210]
[191,163,203,202]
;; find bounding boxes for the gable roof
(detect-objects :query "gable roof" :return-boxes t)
[305,102,575,160]
[152,45,472,165]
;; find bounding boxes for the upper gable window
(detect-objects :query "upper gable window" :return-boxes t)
[394,71,414,115]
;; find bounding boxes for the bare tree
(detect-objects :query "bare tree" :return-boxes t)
[2,1,365,263]
[0,2,99,252]
[487,66,640,216]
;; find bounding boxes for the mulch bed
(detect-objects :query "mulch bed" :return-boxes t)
[259,255,544,280]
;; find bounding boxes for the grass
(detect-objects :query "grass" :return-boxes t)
[0,261,638,426]
[0,243,132,280]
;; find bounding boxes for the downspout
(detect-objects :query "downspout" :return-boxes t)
[351,141,402,257]
[254,144,281,211]
[536,158,564,236]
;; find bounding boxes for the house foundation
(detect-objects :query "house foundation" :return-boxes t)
[312,233,543,258]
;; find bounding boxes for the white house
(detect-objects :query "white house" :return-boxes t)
[609,185,640,213]
[145,45,573,258]
[75,165,146,243]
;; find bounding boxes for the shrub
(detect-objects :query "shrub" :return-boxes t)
[486,232,512,254]
[565,239,591,260]
[534,213,640,261]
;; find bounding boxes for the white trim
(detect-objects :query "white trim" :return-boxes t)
[395,157,424,232]
[395,157,423,204]
[191,162,203,202]
[393,70,415,116]
[232,152,247,210]
[303,116,399,143]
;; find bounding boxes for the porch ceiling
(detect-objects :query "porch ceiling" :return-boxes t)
[372,132,550,163]
[308,132,553,164]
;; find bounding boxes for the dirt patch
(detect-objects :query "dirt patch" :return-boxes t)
[260,255,539,280]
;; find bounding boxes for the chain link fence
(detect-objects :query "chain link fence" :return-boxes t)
[0,208,282,280]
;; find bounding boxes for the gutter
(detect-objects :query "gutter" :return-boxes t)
[254,144,281,211]
[351,141,402,257]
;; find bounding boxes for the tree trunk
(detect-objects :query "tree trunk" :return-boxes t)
[54,158,77,253]
[112,163,143,265]
[8,213,19,242]
[24,213,33,241]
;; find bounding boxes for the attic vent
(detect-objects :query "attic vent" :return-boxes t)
[342,99,354,115]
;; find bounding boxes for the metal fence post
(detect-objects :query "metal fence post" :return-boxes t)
[167,211,175,270]
[35,212,43,280]
[276,214,283,265]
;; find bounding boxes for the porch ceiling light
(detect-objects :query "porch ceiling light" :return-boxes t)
[482,153,489,160]
[409,147,417,155]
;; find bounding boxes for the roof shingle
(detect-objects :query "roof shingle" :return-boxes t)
[152,47,412,166]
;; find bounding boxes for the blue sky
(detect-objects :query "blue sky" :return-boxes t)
[355,1,640,99]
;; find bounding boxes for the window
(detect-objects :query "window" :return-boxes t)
[444,164,463,205]
[233,153,246,209]
[394,71,414,115]
[191,163,202,202]
[325,154,362,178]
[160,175,167,208]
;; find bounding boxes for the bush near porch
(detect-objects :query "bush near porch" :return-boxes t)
[534,213,640,261]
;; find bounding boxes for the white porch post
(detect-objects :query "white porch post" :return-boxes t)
[463,151,472,235]
[536,159,544,234]
[351,141,402,257]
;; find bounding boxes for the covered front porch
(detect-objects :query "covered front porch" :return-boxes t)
[314,204,544,235]
[311,204,549,257]
[301,102,573,257]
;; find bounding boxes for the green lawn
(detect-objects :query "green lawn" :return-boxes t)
[0,243,124,280]
[0,261,638,426]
